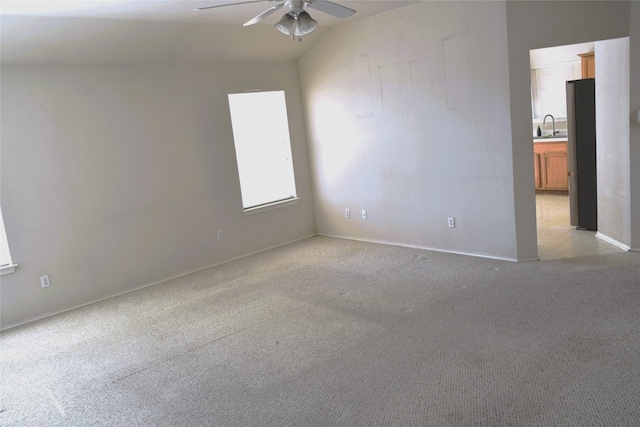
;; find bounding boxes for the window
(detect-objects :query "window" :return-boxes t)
[0,208,17,275]
[228,90,297,212]
[530,62,581,120]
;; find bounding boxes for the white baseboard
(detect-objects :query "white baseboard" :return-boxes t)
[595,232,634,251]
[1,233,318,331]
[317,233,520,262]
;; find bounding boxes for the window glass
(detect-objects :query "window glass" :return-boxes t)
[0,208,14,268]
[228,91,297,210]
[531,63,581,119]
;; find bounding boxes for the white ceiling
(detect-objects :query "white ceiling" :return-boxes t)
[1,0,417,63]
[530,41,595,69]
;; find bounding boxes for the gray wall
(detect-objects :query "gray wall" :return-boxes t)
[299,1,518,260]
[505,0,637,258]
[595,37,631,247]
[300,0,638,261]
[2,0,638,328]
[1,62,316,328]
[631,1,640,250]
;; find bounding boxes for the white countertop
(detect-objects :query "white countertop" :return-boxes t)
[533,137,567,143]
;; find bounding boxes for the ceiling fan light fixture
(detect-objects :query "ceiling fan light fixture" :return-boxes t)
[296,11,317,35]
[275,10,317,40]
[197,0,357,41]
[275,12,295,36]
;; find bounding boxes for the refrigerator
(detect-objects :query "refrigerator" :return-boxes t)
[566,78,597,231]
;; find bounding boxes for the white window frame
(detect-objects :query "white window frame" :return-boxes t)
[227,90,298,214]
[0,208,17,275]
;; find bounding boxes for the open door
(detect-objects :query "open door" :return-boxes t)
[566,78,597,231]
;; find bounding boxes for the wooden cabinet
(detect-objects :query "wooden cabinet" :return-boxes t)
[534,141,568,193]
[578,52,595,78]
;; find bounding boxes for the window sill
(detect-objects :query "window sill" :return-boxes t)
[243,198,299,216]
[0,264,18,276]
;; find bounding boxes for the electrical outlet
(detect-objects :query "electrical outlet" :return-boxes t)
[40,275,51,288]
[448,217,455,228]
[361,210,367,220]
[217,230,224,240]
[345,209,351,219]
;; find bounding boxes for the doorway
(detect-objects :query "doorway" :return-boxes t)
[529,42,625,260]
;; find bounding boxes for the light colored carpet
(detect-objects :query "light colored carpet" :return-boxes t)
[2,236,640,426]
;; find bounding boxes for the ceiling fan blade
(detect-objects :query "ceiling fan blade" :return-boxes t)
[243,3,285,26]
[194,1,271,12]
[307,0,356,19]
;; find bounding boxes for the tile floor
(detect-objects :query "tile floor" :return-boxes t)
[536,194,624,260]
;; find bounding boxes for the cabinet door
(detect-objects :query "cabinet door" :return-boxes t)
[542,151,568,190]
[533,153,542,189]
[579,53,595,78]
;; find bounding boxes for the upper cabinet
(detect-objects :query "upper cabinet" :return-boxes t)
[578,52,596,78]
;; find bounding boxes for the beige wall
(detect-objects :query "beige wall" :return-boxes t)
[1,62,316,328]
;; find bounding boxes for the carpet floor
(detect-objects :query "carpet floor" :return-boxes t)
[2,236,639,426]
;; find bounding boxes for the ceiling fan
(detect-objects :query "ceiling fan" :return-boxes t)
[195,0,356,41]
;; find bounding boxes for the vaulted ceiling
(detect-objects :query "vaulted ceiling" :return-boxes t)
[1,0,416,63]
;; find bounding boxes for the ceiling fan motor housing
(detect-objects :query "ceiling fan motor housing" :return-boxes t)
[287,0,307,16]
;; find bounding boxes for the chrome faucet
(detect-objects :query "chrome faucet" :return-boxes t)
[543,114,557,136]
